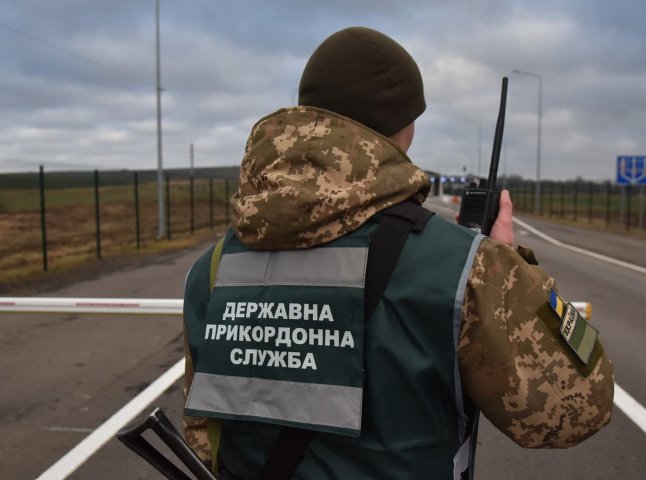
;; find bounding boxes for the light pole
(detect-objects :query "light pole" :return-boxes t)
[190,143,194,176]
[512,69,542,214]
[155,0,165,238]
[464,118,482,177]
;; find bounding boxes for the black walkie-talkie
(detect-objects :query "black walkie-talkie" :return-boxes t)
[458,77,508,235]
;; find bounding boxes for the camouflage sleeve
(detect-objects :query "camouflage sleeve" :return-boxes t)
[182,249,216,467]
[183,330,213,466]
[458,238,614,448]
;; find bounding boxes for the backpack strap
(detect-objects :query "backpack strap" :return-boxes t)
[258,201,434,480]
[365,201,434,322]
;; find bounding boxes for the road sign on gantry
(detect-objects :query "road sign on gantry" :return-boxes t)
[617,156,646,185]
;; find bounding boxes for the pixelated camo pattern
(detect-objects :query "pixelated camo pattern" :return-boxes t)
[459,239,614,448]
[232,106,430,250]
[183,333,212,464]
[182,414,211,464]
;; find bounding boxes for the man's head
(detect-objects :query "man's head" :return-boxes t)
[298,27,426,142]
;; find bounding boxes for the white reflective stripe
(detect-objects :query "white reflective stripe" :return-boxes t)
[453,432,472,480]
[452,234,485,441]
[186,372,362,432]
[216,248,368,288]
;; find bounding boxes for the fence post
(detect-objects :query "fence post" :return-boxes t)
[166,173,171,240]
[560,182,565,219]
[639,186,644,230]
[549,182,553,217]
[209,177,214,230]
[134,172,141,250]
[626,184,632,230]
[39,165,48,272]
[94,170,101,259]
[606,181,611,227]
[530,181,534,212]
[573,181,579,222]
[190,174,195,235]
[588,181,593,224]
[225,178,230,225]
[620,186,625,226]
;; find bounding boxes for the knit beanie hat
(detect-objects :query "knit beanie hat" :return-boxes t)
[298,27,426,137]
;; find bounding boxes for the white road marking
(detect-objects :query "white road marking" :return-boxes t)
[35,207,646,479]
[614,383,646,435]
[512,217,646,275]
[42,427,94,433]
[506,218,646,431]
[429,198,646,434]
[35,358,184,480]
[429,199,646,276]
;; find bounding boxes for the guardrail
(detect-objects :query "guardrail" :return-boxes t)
[0,297,592,320]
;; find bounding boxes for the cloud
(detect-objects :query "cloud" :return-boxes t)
[0,0,645,180]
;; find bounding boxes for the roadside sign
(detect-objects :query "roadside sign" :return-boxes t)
[617,156,646,185]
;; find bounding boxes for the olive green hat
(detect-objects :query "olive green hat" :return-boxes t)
[298,27,426,137]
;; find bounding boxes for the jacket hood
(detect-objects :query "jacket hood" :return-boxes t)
[232,106,430,250]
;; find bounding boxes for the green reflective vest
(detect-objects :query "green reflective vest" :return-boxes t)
[184,213,483,479]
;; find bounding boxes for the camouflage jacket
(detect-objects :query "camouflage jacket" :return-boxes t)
[183,107,613,465]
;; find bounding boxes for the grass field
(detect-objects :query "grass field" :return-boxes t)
[509,183,646,236]
[0,175,238,290]
[2,169,644,291]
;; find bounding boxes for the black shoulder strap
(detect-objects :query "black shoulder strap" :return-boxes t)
[258,202,434,480]
[364,201,434,322]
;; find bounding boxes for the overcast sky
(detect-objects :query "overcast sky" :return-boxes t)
[1,0,645,180]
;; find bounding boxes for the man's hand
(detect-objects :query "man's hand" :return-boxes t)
[489,189,514,245]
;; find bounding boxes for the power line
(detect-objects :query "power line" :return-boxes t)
[0,19,151,88]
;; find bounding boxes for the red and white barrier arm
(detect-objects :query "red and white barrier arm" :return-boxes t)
[0,298,183,315]
[0,298,592,320]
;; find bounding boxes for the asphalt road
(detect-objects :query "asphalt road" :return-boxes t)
[0,243,210,480]
[428,197,646,479]
[0,199,644,479]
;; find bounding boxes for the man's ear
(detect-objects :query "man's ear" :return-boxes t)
[389,123,415,153]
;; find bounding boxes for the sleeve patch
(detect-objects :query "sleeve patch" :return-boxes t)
[547,290,599,365]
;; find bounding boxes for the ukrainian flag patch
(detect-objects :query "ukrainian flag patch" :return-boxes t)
[549,290,566,318]
[548,289,598,365]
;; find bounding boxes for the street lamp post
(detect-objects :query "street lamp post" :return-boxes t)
[464,118,482,177]
[512,69,542,214]
[155,0,165,238]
